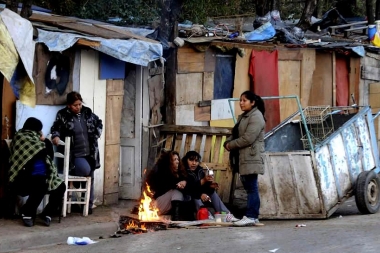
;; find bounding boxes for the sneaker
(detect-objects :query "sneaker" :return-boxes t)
[225,213,240,222]
[22,215,34,227]
[43,216,51,227]
[233,216,264,226]
[253,218,264,226]
[233,216,255,226]
[39,213,52,226]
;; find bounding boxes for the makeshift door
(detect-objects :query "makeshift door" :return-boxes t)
[119,65,149,199]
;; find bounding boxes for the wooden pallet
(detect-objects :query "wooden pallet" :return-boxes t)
[328,21,368,38]
[156,125,234,203]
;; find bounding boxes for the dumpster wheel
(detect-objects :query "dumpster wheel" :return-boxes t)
[355,170,380,214]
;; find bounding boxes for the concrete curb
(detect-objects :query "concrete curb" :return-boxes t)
[0,222,118,253]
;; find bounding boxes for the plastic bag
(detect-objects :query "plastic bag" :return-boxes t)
[271,10,282,23]
[372,31,380,47]
[67,237,98,245]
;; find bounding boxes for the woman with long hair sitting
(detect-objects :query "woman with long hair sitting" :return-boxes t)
[146,150,191,221]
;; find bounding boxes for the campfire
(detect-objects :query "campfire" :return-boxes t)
[119,183,168,234]
[138,184,160,221]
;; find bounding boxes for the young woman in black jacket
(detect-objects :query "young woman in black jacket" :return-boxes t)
[182,151,239,222]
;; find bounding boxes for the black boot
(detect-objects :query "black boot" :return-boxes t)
[171,201,181,221]
[180,201,196,221]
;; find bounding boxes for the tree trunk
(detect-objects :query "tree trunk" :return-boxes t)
[316,0,324,18]
[336,0,357,17]
[367,0,375,24]
[274,0,281,13]
[255,0,269,16]
[297,0,317,31]
[20,0,33,18]
[158,0,184,46]
[6,0,18,13]
[376,0,380,20]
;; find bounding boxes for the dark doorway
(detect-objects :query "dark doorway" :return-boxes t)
[213,54,235,99]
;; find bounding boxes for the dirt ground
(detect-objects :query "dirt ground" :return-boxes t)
[8,197,380,253]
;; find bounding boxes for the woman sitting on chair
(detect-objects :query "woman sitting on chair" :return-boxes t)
[8,117,66,227]
[50,91,103,215]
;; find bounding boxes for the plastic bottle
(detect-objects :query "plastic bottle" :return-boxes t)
[228,31,239,38]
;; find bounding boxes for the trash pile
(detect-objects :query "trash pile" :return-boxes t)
[177,8,375,49]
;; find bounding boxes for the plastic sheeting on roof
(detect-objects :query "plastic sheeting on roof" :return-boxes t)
[35,28,163,67]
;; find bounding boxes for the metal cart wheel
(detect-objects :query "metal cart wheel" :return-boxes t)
[355,170,380,214]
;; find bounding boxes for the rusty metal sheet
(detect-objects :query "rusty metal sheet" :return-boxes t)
[355,115,376,170]
[315,146,339,211]
[328,134,352,199]
[342,124,363,180]
[260,152,321,219]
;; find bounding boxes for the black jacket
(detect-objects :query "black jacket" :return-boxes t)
[146,165,191,199]
[186,165,215,199]
[51,105,103,169]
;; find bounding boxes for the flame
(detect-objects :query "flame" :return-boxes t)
[138,184,160,221]
[124,219,147,234]
[125,220,139,229]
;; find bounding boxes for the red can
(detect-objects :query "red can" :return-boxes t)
[197,207,209,220]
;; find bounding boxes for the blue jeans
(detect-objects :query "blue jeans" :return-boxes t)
[240,174,260,219]
[71,157,94,208]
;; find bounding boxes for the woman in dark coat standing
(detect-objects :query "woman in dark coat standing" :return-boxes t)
[50,91,103,214]
[224,90,266,226]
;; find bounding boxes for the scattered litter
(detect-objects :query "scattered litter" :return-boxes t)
[110,233,122,238]
[67,237,98,245]
[295,224,306,227]
[339,215,343,218]
[177,247,182,250]
[269,248,279,252]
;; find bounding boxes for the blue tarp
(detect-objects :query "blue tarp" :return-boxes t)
[35,29,163,67]
[244,22,276,42]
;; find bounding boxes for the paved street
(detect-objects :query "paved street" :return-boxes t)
[10,198,380,253]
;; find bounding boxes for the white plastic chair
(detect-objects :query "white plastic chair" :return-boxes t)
[58,136,92,217]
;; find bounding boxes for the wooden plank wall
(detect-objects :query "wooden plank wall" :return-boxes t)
[309,52,333,106]
[359,53,380,107]
[176,45,215,126]
[157,125,233,202]
[1,80,16,140]
[277,49,315,121]
[34,44,74,105]
[349,57,360,105]
[104,80,124,205]
[79,49,107,205]
[232,48,252,116]
[278,50,302,120]
[175,44,344,130]
[177,46,205,73]
[369,82,380,155]
[1,79,16,202]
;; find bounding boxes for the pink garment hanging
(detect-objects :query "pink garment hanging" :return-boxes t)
[249,50,280,132]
